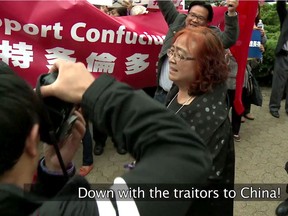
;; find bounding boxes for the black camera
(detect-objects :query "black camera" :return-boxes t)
[36,71,77,145]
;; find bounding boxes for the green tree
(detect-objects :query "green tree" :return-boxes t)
[257,3,280,78]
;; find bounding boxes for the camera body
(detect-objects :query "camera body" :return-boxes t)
[37,71,77,144]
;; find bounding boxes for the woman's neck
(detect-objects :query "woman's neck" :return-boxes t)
[177,87,193,104]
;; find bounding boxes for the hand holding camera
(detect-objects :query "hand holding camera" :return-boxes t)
[39,70,79,143]
[40,60,95,104]
[37,61,93,175]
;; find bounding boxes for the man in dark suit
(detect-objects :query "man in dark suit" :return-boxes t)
[269,0,288,118]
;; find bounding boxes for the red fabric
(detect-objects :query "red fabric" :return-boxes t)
[230,2,258,114]
[210,4,258,114]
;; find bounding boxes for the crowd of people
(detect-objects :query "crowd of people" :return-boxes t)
[0,0,286,215]
[95,0,148,17]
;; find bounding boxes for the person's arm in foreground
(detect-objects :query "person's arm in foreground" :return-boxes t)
[41,60,211,216]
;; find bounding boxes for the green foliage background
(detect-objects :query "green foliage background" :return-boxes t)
[258,3,280,78]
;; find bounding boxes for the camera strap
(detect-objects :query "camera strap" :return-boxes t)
[35,74,68,179]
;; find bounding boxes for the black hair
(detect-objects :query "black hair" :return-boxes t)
[188,1,214,22]
[0,61,43,175]
[0,61,16,75]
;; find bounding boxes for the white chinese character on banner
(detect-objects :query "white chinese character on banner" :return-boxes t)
[125,53,149,75]
[86,52,116,74]
[0,40,33,68]
[45,47,76,69]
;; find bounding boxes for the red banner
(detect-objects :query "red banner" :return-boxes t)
[0,1,167,89]
[0,1,257,113]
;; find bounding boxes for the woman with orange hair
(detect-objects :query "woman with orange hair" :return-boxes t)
[166,27,235,216]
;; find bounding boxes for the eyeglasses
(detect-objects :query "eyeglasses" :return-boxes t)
[167,48,196,62]
[187,12,207,23]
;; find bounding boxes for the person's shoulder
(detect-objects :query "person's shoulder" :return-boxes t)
[174,12,187,21]
[209,83,227,98]
[180,12,187,18]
